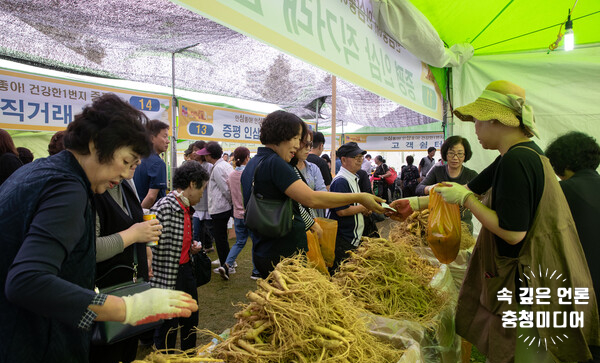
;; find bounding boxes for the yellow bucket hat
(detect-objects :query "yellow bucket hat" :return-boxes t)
[453,80,539,138]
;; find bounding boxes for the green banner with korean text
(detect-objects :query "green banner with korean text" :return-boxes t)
[171,0,442,121]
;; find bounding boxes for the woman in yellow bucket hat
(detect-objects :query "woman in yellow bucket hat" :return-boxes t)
[434,80,599,362]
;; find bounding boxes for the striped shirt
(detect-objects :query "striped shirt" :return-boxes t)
[150,192,193,289]
[294,167,316,230]
[327,167,364,246]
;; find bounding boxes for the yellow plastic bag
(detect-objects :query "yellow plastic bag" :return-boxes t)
[314,217,338,268]
[306,231,328,275]
[427,189,461,264]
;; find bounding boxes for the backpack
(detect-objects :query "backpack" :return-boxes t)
[384,166,397,185]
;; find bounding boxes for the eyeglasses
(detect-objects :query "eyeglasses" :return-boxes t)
[354,155,364,161]
[447,152,465,159]
[301,141,313,149]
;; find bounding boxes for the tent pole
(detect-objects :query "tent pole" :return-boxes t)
[331,75,336,173]
[315,98,319,131]
[170,43,199,190]
[170,52,177,192]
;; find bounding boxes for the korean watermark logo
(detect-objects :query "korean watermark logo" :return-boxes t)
[497,264,589,350]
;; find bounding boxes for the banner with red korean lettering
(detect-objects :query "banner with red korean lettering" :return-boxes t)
[172,0,443,121]
[0,68,171,132]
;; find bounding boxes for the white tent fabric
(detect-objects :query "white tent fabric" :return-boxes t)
[371,0,474,67]
[452,46,600,173]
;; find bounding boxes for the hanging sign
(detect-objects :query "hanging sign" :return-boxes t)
[0,68,171,132]
[178,100,266,143]
[324,132,444,152]
[178,99,315,143]
[172,0,442,121]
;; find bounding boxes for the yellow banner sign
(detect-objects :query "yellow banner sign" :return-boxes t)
[179,100,265,143]
[0,68,171,132]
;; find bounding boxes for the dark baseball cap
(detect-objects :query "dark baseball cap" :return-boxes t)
[336,142,367,158]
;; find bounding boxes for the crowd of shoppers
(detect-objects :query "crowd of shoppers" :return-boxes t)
[2,86,598,363]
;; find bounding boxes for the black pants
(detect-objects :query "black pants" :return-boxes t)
[154,262,198,352]
[210,209,232,266]
[193,217,214,249]
[402,185,417,198]
[375,181,390,203]
[329,236,358,274]
[89,335,139,363]
[254,253,279,279]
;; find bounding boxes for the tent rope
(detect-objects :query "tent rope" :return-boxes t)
[475,10,598,52]
[470,0,514,44]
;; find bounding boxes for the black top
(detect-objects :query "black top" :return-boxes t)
[468,142,545,257]
[307,153,332,186]
[559,169,600,303]
[373,163,389,178]
[0,152,22,186]
[401,164,420,188]
[241,147,307,259]
[356,169,372,193]
[94,182,148,288]
[0,151,96,362]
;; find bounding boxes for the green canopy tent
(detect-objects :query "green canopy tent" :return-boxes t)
[372,0,600,171]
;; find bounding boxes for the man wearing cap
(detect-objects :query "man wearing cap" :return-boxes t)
[197,141,234,280]
[389,80,599,362]
[327,142,370,272]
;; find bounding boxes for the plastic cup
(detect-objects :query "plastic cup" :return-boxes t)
[143,213,158,246]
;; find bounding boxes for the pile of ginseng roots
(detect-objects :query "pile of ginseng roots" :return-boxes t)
[210,255,404,363]
[332,237,447,326]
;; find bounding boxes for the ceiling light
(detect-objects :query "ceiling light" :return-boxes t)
[564,11,574,51]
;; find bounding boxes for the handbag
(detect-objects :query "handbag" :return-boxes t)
[91,251,162,344]
[92,191,162,344]
[244,155,294,238]
[193,249,212,287]
[91,279,160,344]
[384,166,397,185]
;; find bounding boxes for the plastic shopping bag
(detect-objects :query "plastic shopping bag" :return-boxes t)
[306,231,328,275]
[426,189,461,264]
[314,217,338,268]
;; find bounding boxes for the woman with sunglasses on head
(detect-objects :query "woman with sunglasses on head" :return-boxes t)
[415,135,478,232]
[291,130,328,223]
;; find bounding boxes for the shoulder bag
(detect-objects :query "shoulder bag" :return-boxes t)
[91,244,162,344]
[244,155,294,238]
[193,249,212,287]
[92,189,162,344]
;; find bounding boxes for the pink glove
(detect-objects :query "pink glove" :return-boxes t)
[122,288,198,326]
[386,199,413,221]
